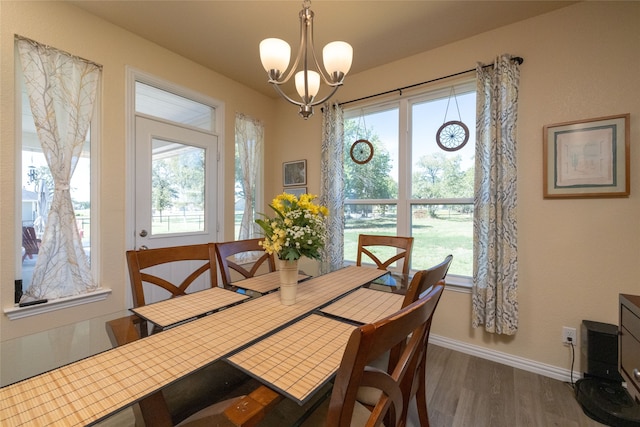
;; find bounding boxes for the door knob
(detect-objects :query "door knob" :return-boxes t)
[139,229,148,237]
[139,245,148,250]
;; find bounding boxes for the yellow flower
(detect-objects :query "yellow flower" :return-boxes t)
[255,193,328,261]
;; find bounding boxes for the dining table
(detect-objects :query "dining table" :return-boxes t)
[0,266,407,427]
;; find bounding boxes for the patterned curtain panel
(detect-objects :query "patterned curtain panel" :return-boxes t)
[235,113,264,240]
[320,103,345,274]
[472,54,520,335]
[17,37,101,300]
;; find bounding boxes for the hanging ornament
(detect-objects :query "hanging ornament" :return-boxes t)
[436,87,469,152]
[350,112,374,164]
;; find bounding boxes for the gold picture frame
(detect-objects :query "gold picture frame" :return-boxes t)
[543,114,630,199]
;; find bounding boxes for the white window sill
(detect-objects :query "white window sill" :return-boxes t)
[444,274,472,293]
[4,288,112,320]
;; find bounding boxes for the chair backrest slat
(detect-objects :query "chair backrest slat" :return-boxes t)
[402,254,453,307]
[126,243,217,307]
[215,238,276,286]
[356,234,414,277]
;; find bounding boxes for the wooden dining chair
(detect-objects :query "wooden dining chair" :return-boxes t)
[391,255,452,426]
[301,283,445,426]
[354,255,452,425]
[215,238,276,287]
[356,234,414,277]
[124,243,256,426]
[403,254,453,307]
[126,243,218,308]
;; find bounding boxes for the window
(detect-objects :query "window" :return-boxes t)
[234,114,264,240]
[15,37,102,306]
[344,81,475,282]
[135,82,215,131]
[20,85,94,294]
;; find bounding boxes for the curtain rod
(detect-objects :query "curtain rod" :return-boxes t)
[14,34,103,70]
[339,56,523,107]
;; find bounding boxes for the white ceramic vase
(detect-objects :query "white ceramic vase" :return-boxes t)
[279,259,299,305]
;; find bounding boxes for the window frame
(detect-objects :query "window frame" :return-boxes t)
[343,79,476,288]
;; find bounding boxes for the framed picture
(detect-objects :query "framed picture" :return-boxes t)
[284,187,307,197]
[543,114,630,198]
[283,160,307,187]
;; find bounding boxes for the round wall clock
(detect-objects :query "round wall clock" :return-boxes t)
[436,120,469,152]
[350,139,374,164]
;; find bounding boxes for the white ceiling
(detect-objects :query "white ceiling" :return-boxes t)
[68,1,577,98]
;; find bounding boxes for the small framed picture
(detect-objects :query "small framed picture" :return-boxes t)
[285,187,307,197]
[543,114,630,199]
[283,160,307,187]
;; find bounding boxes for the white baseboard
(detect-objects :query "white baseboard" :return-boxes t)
[429,334,580,383]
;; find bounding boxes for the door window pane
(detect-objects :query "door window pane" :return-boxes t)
[151,139,205,235]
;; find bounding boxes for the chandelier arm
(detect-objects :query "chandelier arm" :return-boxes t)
[267,6,308,85]
[270,83,305,107]
[269,74,341,108]
[307,9,343,86]
[306,84,341,107]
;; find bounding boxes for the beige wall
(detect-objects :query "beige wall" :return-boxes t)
[274,1,640,372]
[0,1,277,341]
[1,0,639,379]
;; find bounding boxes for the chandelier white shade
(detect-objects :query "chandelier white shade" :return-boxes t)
[259,38,291,74]
[323,41,353,77]
[295,70,320,100]
[259,0,353,118]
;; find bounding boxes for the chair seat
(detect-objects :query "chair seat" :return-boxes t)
[356,352,390,406]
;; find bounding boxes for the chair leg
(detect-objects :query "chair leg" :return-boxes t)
[415,355,430,427]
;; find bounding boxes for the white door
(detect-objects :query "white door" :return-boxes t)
[134,116,218,302]
[135,116,218,248]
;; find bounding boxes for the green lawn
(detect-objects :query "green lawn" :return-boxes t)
[236,208,473,276]
[344,209,473,276]
[152,214,205,234]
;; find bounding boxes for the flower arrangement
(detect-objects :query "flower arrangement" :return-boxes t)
[256,193,329,261]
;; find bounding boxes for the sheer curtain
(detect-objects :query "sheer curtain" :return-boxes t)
[472,54,520,335]
[17,37,101,300]
[235,113,264,240]
[320,103,345,274]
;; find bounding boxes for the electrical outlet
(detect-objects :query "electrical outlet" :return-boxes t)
[562,326,577,345]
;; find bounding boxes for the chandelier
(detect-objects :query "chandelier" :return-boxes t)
[259,0,353,119]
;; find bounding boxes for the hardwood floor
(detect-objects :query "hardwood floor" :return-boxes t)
[97,344,607,426]
[410,344,606,427]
